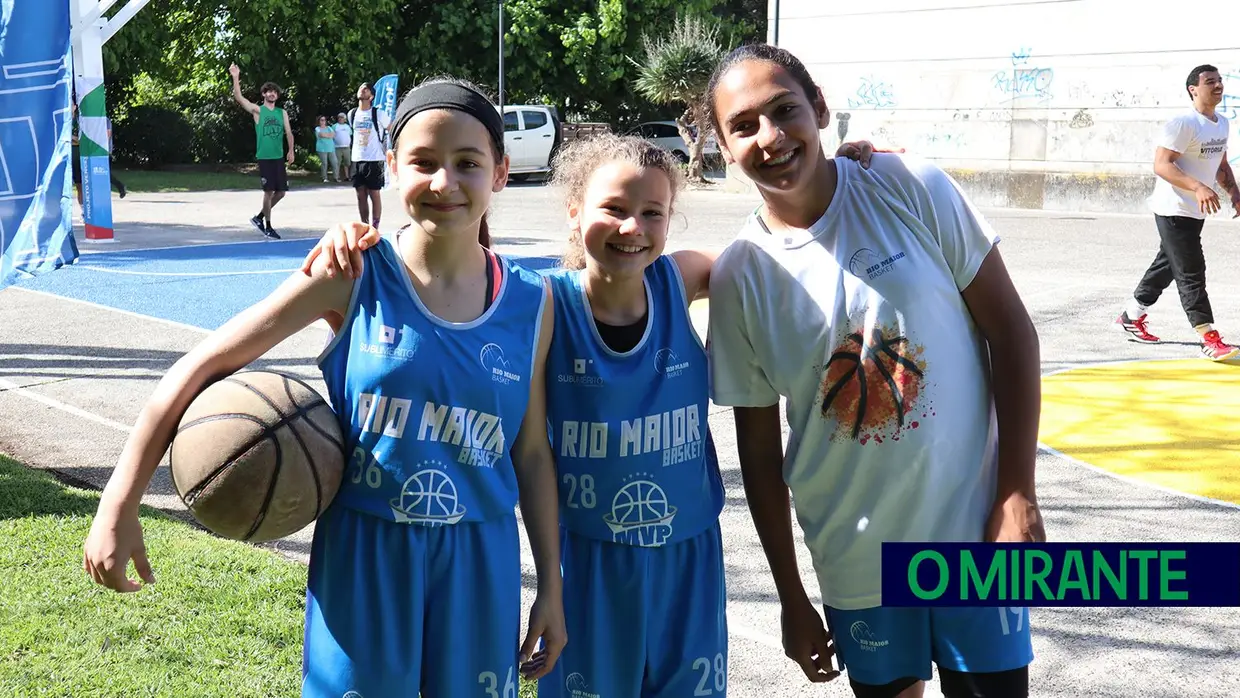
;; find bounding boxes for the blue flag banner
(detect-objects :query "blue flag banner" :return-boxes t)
[373,73,399,127]
[881,542,1240,607]
[0,0,77,290]
[372,73,398,190]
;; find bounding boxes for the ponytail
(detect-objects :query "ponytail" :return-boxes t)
[479,214,491,248]
[560,228,586,270]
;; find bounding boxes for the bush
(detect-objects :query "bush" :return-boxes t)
[112,105,197,168]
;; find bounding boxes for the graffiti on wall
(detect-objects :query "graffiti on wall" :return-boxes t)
[993,47,1054,103]
[1219,73,1240,119]
[848,76,897,109]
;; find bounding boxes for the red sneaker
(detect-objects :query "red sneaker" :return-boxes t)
[1200,330,1240,361]
[1116,311,1159,343]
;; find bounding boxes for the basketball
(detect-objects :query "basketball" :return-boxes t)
[168,370,345,542]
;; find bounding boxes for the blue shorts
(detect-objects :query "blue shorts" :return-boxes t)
[824,605,1034,687]
[539,522,729,698]
[301,503,521,697]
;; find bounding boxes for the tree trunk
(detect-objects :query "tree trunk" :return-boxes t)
[674,108,708,183]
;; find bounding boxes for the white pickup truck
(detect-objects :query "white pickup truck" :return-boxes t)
[500,104,560,180]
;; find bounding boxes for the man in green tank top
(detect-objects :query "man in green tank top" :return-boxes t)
[229,63,294,239]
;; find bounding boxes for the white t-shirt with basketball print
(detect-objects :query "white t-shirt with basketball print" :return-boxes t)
[1147,109,1229,220]
[707,155,1001,611]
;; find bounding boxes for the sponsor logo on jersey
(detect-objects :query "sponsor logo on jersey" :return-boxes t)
[358,323,419,360]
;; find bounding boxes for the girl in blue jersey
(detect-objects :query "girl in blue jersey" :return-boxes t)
[83,76,567,697]
[301,133,725,697]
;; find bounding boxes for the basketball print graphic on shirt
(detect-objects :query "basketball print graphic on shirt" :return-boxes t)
[602,474,677,547]
[819,322,930,445]
[389,461,467,525]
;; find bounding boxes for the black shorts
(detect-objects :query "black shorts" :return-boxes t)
[352,160,385,191]
[258,158,289,192]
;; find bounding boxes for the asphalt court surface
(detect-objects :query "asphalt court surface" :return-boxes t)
[3,181,1240,696]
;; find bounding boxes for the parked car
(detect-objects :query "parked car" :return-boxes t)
[631,120,720,163]
[500,104,560,180]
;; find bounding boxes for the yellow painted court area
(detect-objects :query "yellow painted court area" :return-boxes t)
[1040,359,1240,506]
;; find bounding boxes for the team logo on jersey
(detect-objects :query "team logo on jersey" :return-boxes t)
[389,462,467,526]
[417,401,505,467]
[848,247,906,281]
[850,621,890,652]
[565,673,601,698]
[480,343,521,385]
[653,347,689,378]
[603,475,676,547]
[561,404,703,466]
[359,323,419,360]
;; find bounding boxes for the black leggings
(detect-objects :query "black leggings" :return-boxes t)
[1133,214,1212,327]
[848,666,1029,698]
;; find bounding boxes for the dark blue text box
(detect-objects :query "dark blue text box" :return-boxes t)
[880,543,1240,607]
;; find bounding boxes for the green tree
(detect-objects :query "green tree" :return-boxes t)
[633,14,727,182]
[99,0,762,166]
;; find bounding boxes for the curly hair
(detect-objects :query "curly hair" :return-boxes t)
[548,133,685,270]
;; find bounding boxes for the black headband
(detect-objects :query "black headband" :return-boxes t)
[389,82,505,157]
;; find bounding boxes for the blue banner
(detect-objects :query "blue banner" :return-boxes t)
[881,542,1240,607]
[372,73,398,189]
[0,0,77,289]
[373,73,399,126]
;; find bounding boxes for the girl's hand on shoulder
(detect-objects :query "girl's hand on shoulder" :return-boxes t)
[299,221,381,280]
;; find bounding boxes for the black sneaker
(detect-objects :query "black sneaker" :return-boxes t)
[250,214,265,234]
[263,226,281,240]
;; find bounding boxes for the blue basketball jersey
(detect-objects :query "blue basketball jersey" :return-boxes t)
[545,255,723,547]
[318,236,547,525]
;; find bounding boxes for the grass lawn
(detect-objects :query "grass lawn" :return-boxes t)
[113,166,328,193]
[0,454,537,697]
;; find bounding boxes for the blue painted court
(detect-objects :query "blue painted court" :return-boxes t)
[16,238,560,330]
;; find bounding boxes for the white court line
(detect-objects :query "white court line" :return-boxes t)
[78,236,315,257]
[75,265,300,277]
[10,287,213,334]
[0,377,133,433]
[1039,358,1240,512]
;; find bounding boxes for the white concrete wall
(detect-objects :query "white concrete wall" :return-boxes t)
[768,0,1240,176]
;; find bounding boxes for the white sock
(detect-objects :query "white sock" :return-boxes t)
[1126,299,1147,319]
[1195,323,1214,337]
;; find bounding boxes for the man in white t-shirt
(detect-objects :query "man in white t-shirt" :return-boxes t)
[349,82,392,230]
[334,112,353,181]
[1117,64,1240,360]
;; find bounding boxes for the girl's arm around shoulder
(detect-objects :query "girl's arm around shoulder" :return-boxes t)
[669,248,720,302]
[100,262,352,517]
[85,262,353,593]
[510,284,567,680]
